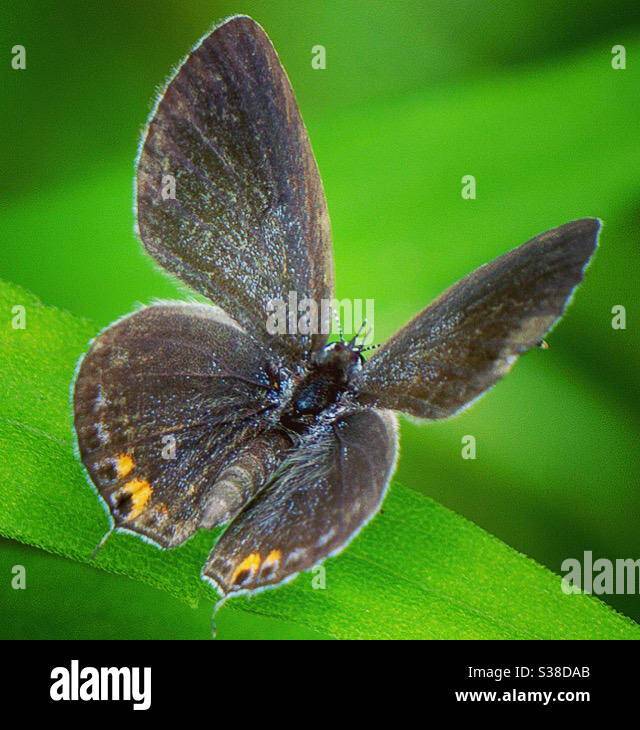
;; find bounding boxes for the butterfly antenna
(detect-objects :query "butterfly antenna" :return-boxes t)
[90,526,114,561]
[333,308,345,344]
[349,318,368,347]
[359,342,381,353]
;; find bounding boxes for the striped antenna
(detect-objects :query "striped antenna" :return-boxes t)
[349,318,368,347]
[333,307,345,343]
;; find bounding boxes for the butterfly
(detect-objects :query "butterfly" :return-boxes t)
[73,15,600,598]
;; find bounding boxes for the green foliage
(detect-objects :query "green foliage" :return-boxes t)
[1,280,638,639]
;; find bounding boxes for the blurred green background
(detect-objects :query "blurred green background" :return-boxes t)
[1,0,639,638]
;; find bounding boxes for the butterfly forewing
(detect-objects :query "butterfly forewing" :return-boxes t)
[356,219,600,419]
[203,409,398,594]
[73,302,284,547]
[136,15,334,364]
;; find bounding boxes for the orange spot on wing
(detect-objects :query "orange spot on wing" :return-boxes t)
[122,478,152,520]
[231,552,261,584]
[115,453,134,478]
[263,549,281,567]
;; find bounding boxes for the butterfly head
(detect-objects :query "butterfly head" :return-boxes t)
[311,317,377,382]
[311,340,364,381]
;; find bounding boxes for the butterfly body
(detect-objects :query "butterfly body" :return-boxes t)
[279,341,363,432]
[72,15,600,598]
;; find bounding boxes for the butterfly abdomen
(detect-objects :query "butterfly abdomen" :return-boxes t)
[200,431,290,529]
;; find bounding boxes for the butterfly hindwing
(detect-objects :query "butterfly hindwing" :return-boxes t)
[136,15,334,364]
[357,219,600,419]
[73,302,284,547]
[202,408,398,594]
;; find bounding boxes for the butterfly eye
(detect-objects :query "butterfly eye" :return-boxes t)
[311,342,339,366]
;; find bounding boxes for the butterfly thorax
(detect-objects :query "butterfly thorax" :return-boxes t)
[280,342,363,433]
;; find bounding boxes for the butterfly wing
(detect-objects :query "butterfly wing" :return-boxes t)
[136,15,334,364]
[73,302,285,547]
[202,408,398,594]
[357,219,600,419]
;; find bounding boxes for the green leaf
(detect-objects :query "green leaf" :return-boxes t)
[1,279,638,639]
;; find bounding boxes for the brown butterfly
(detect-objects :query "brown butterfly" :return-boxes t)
[73,15,600,598]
